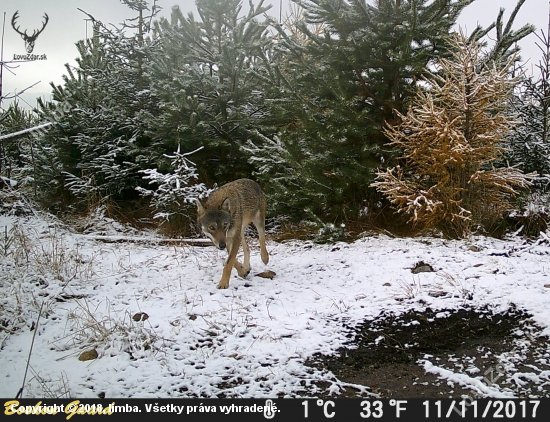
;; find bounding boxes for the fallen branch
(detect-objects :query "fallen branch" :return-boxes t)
[79,234,213,247]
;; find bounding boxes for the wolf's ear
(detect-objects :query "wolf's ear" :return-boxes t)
[220,197,231,212]
[196,198,206,214]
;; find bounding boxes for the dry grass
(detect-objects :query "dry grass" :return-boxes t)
[0,213,101,332]
[53,297,166,360]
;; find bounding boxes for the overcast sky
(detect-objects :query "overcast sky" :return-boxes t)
[1,0,548,110]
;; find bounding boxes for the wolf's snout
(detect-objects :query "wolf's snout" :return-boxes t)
[218,242,226,250]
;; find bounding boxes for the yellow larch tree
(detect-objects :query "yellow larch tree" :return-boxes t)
[372,33,534,238]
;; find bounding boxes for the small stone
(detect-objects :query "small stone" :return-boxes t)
[411,261,434,274]
[78,349,98,361]
[255,270,276,279]
[133,312,149,322]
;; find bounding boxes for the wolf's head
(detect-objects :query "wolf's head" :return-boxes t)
[196,198,231,250]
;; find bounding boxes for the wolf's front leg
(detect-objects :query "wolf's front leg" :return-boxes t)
[217,235,240,289]
[217,262,233,289]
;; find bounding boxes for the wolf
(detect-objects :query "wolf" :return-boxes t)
[196,179,269,289]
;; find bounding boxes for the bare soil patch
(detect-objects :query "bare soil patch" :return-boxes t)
[307,306,550,398]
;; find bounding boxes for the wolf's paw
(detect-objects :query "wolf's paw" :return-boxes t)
[236,269,250,278]
[216,281,229,289]
[261,249,269,265]
[235,263,251,278]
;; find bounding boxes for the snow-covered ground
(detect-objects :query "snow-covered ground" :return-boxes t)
[1,210,549,398]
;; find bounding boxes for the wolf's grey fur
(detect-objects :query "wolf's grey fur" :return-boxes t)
[196,179,269,289]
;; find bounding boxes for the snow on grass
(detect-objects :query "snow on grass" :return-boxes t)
[0,212,549,398]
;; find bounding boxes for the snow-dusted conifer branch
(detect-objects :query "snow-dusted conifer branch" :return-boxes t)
[136,146,208,221]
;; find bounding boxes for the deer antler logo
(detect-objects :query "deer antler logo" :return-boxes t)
[11,11,49,54]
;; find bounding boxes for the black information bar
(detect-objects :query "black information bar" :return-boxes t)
[2,398,547,421]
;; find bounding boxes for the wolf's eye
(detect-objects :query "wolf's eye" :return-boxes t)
[222,223,228,230]
[208,225,216,232]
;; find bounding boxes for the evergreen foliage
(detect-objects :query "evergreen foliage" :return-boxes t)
[36,2,161,209]
[136,145,208,222]
[0,103,39,186]
[0,104,63,209]
[1,0,539,238]
[145,0,275,185]
[372,33,533,238]
[467,0,535,68]
[507,26,550,188]
[247,0,484,224]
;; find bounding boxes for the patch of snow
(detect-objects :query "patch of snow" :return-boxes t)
[1,212,550,398]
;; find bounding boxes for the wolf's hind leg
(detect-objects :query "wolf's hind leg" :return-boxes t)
[253,212,269,265]
[241,232,251,275]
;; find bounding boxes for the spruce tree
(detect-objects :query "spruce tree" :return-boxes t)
[0,103,39,184]
[36,2,161,209]
[145,0,275,185]
[247,0,535,229]
[136,145,207,224]
[507,26,550,187]
[249,0,480,225]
